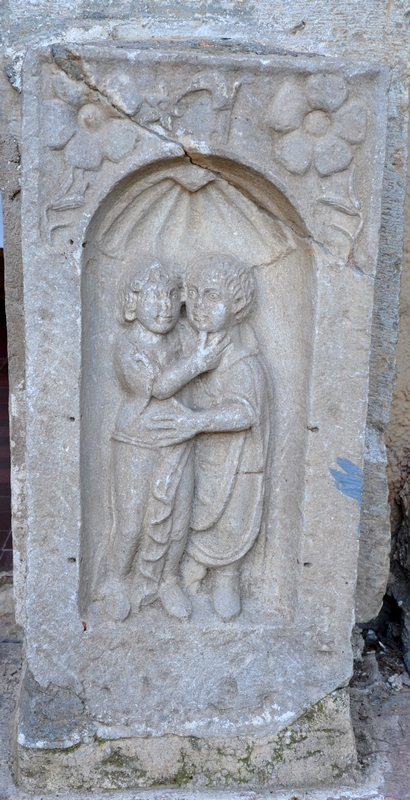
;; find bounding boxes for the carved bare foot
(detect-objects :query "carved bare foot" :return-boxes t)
[159,576,192,619]
[212,567,241,621]
[102,577,131,622]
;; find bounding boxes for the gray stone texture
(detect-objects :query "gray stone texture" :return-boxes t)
[355,430,390,622]
[0,134,28,628]
[3,595,410,800]
[1,0,409,793]
[13,41,386,788]
[0,0,407,633]
[16,689,356,792]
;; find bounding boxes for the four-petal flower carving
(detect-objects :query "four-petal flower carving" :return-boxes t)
[269,74,367,177]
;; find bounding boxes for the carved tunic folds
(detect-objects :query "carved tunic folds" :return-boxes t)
[111,320,194,600]
[187,323,270,568]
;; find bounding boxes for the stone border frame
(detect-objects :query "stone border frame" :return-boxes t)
[4,37,394,788]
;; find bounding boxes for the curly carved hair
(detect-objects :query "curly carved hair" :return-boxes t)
[187,254,255,323]
[118,257,182,324]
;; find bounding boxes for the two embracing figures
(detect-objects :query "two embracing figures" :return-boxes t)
[103,254,270,623]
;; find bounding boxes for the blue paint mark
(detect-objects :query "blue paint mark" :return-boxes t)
[329,458,363,508]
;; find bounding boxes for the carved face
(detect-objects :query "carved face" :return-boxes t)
[185,277,236,333]
[134,281,181,334]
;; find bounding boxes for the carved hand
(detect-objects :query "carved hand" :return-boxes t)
[151,331,230,401]
[146,398,204,446]
[191,331,230,374]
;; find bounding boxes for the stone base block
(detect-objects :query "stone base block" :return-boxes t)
[15,689,356,792]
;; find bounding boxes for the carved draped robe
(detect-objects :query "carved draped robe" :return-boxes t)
[110,322,194,603]
[187,324,270,568]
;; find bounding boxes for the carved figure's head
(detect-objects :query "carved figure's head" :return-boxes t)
[120,258,182,334]
[185,254,255,333]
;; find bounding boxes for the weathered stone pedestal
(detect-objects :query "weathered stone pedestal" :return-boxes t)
[17,688,355,791]
[14,42,388,791]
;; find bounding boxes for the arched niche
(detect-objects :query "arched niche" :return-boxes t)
[79,156,316,619]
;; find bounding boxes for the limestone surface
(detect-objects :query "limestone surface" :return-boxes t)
[12,41,389,789]
[1,0,408,675]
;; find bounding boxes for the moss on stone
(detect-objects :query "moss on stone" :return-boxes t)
[17,691,355,791]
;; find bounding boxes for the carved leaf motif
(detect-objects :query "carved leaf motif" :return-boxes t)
[318,165,364,242]
[174,89,214,136]
[134,79,240,143]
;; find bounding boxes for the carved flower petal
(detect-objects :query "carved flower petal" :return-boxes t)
[103,120,139,162]
[333,101,367,144]
[306,74,348,113]
[314,135,353,177]
[44,100,77,150]
[65,131,104,170]
[53,72,87,107]
[276,131,313,175]
[268,82,308,133]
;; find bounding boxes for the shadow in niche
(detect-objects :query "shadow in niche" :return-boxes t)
[79,156,316,621]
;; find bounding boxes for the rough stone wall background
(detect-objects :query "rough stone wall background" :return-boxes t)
[1,0,409,626]
[386,169,410,529]
[384,128,410,645]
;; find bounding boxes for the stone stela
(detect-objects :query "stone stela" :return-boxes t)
[15,42,389,790]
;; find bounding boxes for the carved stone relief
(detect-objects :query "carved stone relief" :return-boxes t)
[102,255,269,624]
[17,43,389,786]
[81,162,308,631]
[43,70,140,242]
[269,74,367,176]
[100,254,270,623]
[37,45,382,263]
[268,74,366,243]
